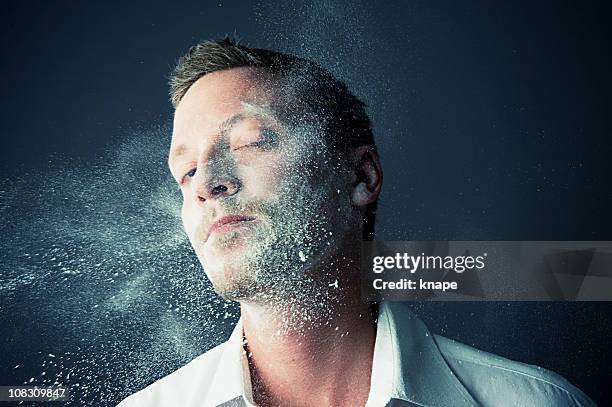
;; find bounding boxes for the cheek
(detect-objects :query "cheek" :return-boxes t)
[237,156,285,199]
[180,199,199,238]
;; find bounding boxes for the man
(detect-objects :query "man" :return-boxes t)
[118,38,595,406]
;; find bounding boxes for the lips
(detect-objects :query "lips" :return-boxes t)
[208,215,257,237]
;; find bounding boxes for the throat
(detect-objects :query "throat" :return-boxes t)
[241,301,378,407]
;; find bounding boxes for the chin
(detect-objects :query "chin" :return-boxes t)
[207,264,261,301]
[200,242,257,291]
[197,234,251,273]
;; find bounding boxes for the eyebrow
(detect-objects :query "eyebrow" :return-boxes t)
[168,144,188,162]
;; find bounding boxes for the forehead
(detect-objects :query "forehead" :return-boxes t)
[172,68,282,142]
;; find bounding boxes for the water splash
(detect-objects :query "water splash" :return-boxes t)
[1,125,239,405]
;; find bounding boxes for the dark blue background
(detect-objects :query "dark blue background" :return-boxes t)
[1,1,611,405]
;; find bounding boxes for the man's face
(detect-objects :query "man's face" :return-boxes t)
[169,68,355,301]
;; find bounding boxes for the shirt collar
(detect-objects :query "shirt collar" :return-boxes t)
[204,302,477,407]
[204,318,255,407]
[373,302,478,406]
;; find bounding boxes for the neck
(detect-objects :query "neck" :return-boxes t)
[240,258,377,407]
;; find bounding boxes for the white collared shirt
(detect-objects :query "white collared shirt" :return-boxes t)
[118,302,595,406]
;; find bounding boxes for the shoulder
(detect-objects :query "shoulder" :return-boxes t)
[116,342,225,407]
[433,334,596,406]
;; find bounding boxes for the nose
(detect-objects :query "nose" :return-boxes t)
[189,141,242,203]
[196,176,242,202]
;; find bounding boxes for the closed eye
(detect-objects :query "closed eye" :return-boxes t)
[234,129,279,151]
[234,142,260,150]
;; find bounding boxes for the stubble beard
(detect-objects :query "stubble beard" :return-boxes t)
[201,174,355,325]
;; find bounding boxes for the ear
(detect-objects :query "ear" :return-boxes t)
[350,146,383,207]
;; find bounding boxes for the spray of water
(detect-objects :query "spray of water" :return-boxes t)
[1,125,240,405]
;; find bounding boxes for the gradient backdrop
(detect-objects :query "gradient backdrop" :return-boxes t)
[1,1,611,405]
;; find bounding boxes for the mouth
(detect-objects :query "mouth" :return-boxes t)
[207,214,257,238]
